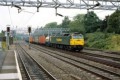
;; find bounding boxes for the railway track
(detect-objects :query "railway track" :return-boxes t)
[85,48,120,55]
[31,42,120,63]
[30,43,120,80]
[73,52,120,69]
[82,49,120,62]
[22,42,102,80]
[16,43,56,80]
[34,43,120,69]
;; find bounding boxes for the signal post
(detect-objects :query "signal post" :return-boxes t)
[28,27,31,49]
[7,27,10,50]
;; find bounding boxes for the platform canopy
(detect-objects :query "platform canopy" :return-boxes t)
[0,0,120,11]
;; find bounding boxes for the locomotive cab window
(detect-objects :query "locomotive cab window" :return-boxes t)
[72,34,83,39]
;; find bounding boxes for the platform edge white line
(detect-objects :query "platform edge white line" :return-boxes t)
[14,50,22,80]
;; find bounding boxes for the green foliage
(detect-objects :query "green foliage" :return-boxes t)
[0,33,2,37]
[0,31,5,37]
[84,11,101,33]
[43,10,120,35]
[108,35,120,50]
[41,9,120,51]
[44,22,57,28]
[108,10,120,34]
[69,14,85,34]
[0,33,3,37]
[85,32,120,51]
[85,32,106,48]
[100,16,108,32]
[61,16,71,28]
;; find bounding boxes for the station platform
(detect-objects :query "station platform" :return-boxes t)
[0,45,21,80]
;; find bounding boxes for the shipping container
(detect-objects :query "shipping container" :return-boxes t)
[39,35,46,44]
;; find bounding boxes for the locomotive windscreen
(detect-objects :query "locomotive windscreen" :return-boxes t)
[72,34,83,39]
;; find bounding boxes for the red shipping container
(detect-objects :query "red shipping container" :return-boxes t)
[38,35,46,44]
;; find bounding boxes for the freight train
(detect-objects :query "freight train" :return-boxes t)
[26,32,84,51]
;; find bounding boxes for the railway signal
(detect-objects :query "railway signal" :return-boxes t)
[7,27,10,32]
[28,27,31,33]
[6,27,10,50]
[28,27,31,49]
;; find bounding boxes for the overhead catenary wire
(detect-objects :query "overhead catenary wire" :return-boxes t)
[8,6,14,28]
[17,10,35,27]
[20,11,36,28]
[10,5,36,31]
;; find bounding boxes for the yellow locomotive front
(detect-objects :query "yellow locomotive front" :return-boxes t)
[70,33,84,50]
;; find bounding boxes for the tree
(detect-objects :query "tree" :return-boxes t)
[107,10,120,34]
[69,14,85,34]
[44,22,57,28]
[84,11,101,33]
[61,16,71,28]
[100,16,109,32]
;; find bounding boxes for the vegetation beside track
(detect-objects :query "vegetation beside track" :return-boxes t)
[85,32,120,51]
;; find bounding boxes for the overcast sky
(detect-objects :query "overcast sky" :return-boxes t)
[0,6,114,32]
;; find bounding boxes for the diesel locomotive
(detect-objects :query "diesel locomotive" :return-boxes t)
[27,32,84,51]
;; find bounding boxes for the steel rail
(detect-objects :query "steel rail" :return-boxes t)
[16,44,33,80]
[30,44,120,80]
[17,43,57,80]
[31,43,120,69]
[81,50,120,62]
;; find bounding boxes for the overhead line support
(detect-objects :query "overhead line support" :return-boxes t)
[37,0,42,12]
[0,0,120,10]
